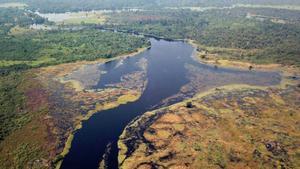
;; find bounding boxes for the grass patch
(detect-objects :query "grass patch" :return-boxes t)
[63,13,106,25]
[117,94,138,105]
[53,134,74,169]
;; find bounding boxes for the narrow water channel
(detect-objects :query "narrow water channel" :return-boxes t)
[60,38,281,169]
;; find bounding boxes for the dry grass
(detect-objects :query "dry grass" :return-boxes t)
[40,11,107,25]
[118,94,139,104]
[119,83,300,169]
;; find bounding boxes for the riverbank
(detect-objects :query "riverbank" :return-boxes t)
[118,77,300,169]
[54,46,149,91]
[188,39,300,87]
[0,43,150,169]
[117,39,300,169]
[188,40,282,71]
[57,37,296,169]
[43,46,149,169]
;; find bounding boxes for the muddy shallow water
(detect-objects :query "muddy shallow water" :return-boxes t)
[60,38,281,169]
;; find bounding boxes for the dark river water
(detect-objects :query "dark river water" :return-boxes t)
[60,38,281,169]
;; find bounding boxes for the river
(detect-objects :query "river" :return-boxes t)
[60,38,281,169]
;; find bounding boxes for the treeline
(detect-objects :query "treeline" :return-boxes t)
[106,8,300,49]
[1,0,300,13]
[0,8,150,75]
[0,8,150,78]
[0,8,46,35]
[0,8,45,26]
[104,8,300,66]
[0,29,149,74]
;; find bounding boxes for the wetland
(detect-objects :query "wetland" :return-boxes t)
[1,2,300,168]
[60,38,281,169]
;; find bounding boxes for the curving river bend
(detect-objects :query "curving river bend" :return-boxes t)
[60,38,281,169]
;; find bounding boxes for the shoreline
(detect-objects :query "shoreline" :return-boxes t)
[57,46,149,91]
[118,80,300,169]
[51,46,149,169]
[118,68,300,167]
[187,40,284,71]
[187,39,300,87]
[52,38,298,169]
[95,26,186,42]
[118,39,300,168]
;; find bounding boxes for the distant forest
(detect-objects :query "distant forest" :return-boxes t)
[1,0,300,12]
[103,7,300,66]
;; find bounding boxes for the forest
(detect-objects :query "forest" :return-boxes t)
[1,0,300,12]
[104,7,300,66]
[0,29,149,73]
[0,9,149,75]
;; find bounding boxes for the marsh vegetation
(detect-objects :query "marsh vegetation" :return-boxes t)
[119,85,300,169]
[0,1,299,169]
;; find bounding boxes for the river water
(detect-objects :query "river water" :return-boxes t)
[60,38,281,169]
